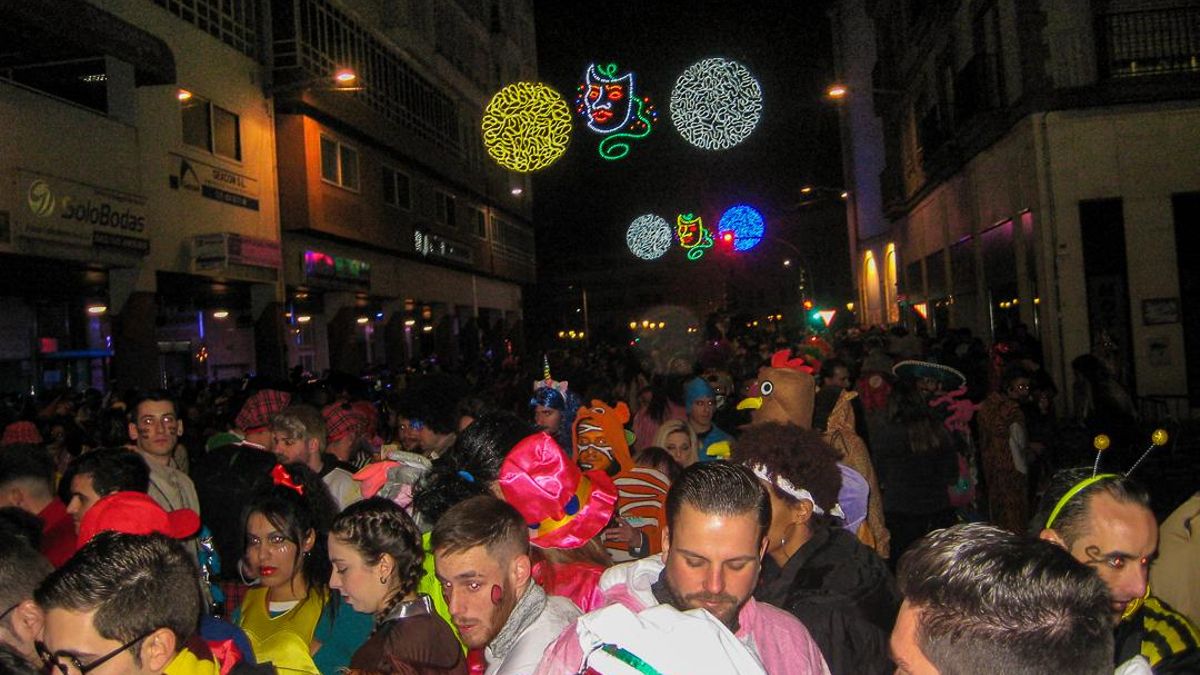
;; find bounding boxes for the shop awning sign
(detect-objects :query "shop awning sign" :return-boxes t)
[169,152,260,211]
[15,169,149,255]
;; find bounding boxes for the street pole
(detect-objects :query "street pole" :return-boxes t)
[582,286,590,347]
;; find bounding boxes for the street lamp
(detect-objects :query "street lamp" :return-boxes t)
[268,67,362,96]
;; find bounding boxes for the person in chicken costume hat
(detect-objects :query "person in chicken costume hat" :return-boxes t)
[573,399,670,563]
[736,349,819,429]
[736,349,888,553]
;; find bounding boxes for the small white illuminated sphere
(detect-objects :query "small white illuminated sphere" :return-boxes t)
[670,58,763,150]
[626,214,673,260]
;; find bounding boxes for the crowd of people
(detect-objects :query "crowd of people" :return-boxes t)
[0,317,1197,674]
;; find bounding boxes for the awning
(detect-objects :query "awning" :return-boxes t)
[0,0,176,86]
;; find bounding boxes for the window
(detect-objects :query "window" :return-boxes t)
[436,191,456,227]
[382,167,411,209]
[320,135,360,190]
[181,95,242,161]
[470,208,487,238]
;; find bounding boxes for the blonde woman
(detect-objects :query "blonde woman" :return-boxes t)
[653,420,699,468]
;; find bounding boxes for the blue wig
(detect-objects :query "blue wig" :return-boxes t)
[530,386,581,455]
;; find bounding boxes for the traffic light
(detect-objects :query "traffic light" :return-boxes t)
[802,299,814,311]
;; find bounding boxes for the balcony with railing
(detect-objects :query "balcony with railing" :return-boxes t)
[1097,6,1200,78]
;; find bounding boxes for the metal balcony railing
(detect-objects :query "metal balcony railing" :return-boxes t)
[1098,6,1200,78]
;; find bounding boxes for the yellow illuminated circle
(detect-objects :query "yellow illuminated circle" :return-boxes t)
[1093,434,1111,451]
[1151,429,1169,446]
[482,82,572,172]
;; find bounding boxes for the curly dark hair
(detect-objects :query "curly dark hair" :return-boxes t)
[731,422,842,527]
[411,412,534,527]
[331,498,425,619]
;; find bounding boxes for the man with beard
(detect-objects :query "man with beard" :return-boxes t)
[433,495,580,674]
[1035,468,1200,673]
[537,462,830,673]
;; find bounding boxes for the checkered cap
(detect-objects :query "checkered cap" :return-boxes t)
[323,403,369,442]
[1,421,43,446]
[235,390,292,432]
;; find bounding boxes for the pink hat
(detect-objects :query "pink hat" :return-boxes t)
[499,432,617,550]
[77,491,201,547]
[1,421,42,446]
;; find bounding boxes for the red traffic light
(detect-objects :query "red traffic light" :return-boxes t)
[802,299,814,310]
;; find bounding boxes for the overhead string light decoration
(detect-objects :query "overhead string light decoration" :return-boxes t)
[482,82,572,172]
[626,214,673,260]
[717,204,765,251]
[676,212,713,261]
[575,62,659,161]
[670,57,763,150]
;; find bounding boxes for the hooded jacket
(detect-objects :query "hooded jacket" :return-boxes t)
[822,390,890,558]
[536,558,831,674]
[574,400,669,562]
[756,526,899,675]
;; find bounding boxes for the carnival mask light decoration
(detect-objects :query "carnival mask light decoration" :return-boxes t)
[575,62,658,160]
[676,212,713,261]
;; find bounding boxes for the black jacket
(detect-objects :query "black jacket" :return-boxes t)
[756,526,900,675]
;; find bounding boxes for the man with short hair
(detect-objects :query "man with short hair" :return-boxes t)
[432,495,579,674]
[684,377,732,462]
[127,392,201,519]
[538,462,830,674]
[61,448,151,531]
[270,404,361,510]
[1035,469,1200,673]
[35,531,267,674]
[892,522,1113,675]
[0,447,74,566]
[0,533,53,667]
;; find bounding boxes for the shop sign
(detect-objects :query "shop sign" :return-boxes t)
[15,170,149,255]
[192,233,281,272]
[303,249,370,287]
[170,152,260,211]
[414,229,474,265]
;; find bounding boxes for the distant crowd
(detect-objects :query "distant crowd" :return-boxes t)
[0,317,1196,674]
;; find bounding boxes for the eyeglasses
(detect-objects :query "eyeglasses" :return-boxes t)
[36,631,153,675]
[0,602,18,622]
[136,414,178,430]
[398,420,424,431]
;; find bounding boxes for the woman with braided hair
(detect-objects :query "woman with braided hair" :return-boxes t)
[330,497,466,674]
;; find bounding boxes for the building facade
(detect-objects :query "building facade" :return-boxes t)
[1,0,283,392]
[270,0,536,375]
[0,0,536,392]
[832,0,1200,413]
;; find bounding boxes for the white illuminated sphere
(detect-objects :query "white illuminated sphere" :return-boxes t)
[626,214,673,260]
[670,57,763,150]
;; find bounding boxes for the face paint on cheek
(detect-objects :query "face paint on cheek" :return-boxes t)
[491,584,503,606]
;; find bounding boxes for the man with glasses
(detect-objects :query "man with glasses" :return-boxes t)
[35,531,269,675]
[976,366,1032,533]
[0,533,53,668]
[127,392,201,522]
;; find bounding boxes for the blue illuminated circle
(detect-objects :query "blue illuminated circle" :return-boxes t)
[626,214,673,260]
[717,205,765,251]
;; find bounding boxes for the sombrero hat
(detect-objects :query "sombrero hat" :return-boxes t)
[892,360,966,389]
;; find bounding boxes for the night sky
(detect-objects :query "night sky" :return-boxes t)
[530,0,844,278]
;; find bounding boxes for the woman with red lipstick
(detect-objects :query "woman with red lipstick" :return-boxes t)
[329,498,466,674]
[235,463,373,673]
